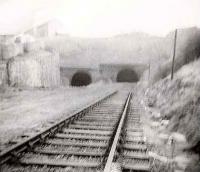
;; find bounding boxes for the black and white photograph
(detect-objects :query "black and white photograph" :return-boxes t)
[0,0,200,171]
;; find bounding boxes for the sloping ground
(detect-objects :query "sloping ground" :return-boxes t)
[144,59,200,171]
[44,32,168,68]
[44,27,200,74]
[0,83,115,152]
[147,59,200,147]
[148,27,200,84]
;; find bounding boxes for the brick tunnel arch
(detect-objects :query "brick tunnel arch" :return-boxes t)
[71,72,92,86]
[116,69,139,82]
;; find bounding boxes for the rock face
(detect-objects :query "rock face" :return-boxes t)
[0,61,7,86]
[8,57,41,87]
[0,38,60,88]
[1,43,23,60]
[24,41,44,53]
[32,50,60,87]
[8,50,60,88]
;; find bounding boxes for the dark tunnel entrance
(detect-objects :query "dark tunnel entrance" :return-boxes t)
[116,69,139,82]
[71,72,92,86]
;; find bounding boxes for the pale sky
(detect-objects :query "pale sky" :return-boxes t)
[0,0,199,37]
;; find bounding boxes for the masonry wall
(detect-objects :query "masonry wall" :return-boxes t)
[99,64,148,82]
[60,67,101,86]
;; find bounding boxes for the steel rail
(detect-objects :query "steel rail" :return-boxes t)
[104,92,132,172]
[0,90,117,165]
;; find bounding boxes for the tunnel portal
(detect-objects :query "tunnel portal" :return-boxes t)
[71,72,92,86]
[116,69,139,82]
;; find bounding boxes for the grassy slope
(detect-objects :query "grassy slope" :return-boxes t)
[44,32,169,67]
[44,28,200,92]
[141,59,200,171]
[149,27,200,83]
[147,59,200,149]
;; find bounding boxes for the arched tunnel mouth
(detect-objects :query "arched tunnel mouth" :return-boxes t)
[116,69,139,82]
[71,72,92,86]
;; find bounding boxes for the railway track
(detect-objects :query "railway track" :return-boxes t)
[104,94,150,172]
[0,91,150,172]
